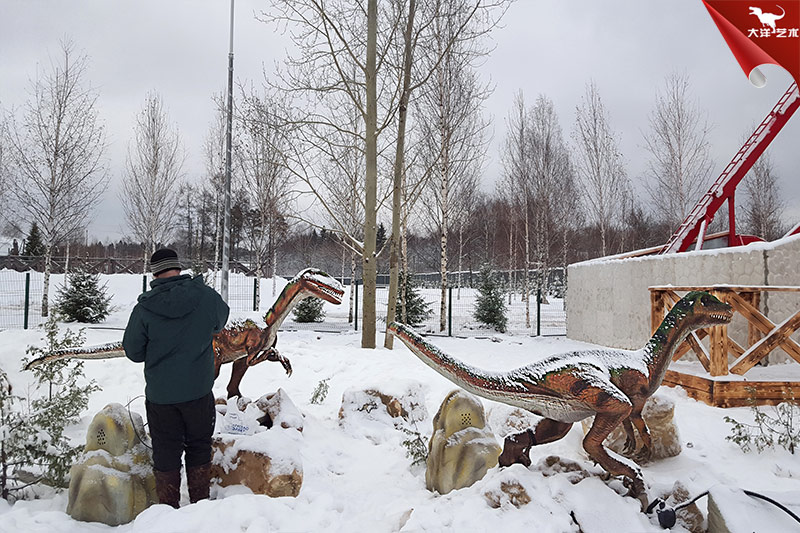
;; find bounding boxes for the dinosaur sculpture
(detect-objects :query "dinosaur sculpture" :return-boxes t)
[25,268,344,399]
[388,291,732,498]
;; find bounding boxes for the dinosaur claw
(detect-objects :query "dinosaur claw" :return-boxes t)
[633,446,652,463]
[622,438,637,455]
[499,430,534,468]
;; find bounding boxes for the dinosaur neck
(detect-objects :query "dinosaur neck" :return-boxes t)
[642,305,695,388]
[388,323,525,402]
[264,280,309,329]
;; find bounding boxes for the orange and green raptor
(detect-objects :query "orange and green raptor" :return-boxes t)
[24,268,344,398]
[389,291,732,497]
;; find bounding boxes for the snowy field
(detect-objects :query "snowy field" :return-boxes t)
[1,276,800,532]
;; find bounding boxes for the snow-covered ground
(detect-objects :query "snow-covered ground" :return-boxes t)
[1,275,800,532]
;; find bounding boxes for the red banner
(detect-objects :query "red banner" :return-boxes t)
[703,0,800,85]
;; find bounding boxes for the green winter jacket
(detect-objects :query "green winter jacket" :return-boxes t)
[123,274,230,404]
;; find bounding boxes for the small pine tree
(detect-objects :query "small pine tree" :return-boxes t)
[473,265,508,333]
[397,271,432,327]
[293,297,325,323]
[55,270,112,323]
[1,318,99,499]
[376,223,387,251]
[23,223,45,256]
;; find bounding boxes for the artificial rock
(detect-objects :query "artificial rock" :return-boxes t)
[211,435,303,497]
[211,391,304,497]
[66,403,157,526]
[580,393,681,462]
[426,390,501,494]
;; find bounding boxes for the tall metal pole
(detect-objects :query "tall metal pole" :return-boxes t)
[221,0,235,302]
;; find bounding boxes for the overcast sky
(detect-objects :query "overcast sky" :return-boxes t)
[1,0,798,244]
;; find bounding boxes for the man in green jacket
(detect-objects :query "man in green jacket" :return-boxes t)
[123,248,229,508]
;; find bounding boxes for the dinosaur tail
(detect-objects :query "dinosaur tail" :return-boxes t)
[24,341,126,371]
[388,322,511,401]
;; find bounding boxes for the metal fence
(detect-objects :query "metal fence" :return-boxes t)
[0,269,566,337]
[0,270,46,330]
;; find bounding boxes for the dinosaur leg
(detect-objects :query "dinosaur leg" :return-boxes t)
[264,349,292,376]
[622,418,636,454]
[226,358,248,399]
[583,412,644,496]
[499,418,572,467]
[629,409,652,462]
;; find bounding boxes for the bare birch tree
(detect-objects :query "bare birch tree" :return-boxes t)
[500,92,532,324]
[572,81,629,256]
[528,95,573,297]
[265,0,403,348]
[121,92,184,270]
[741,151,786,241]
[418,9,491,332]
[202,101,229,285]
[642,73,714,228]
[382,0,508,347]
[2,40,108,316]
[236,86,292,308]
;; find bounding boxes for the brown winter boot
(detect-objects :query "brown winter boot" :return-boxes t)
[186,462,212,503]
[154,469,181,509]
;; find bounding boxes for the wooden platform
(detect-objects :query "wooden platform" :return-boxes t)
[651,285,800,407]
[663,369,800,407]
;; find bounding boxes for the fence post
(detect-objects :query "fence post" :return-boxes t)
[24,272,30,330]
[536,288,542,337]
[448,285,453,337]
[142,274,147,293]
[253,277,258,311]
[354,280,359,331]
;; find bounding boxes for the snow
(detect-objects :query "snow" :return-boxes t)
[2,276,800,532]
[574,232,800,266]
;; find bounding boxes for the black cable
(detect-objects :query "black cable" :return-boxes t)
[648,488,800,529]
[125,395,153,450]
[744,490,800,525]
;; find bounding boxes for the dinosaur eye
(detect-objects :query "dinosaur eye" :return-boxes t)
[700,295,709,306]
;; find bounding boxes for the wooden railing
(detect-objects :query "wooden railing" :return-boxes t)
[650,285,800,407]
[650,285,800,377]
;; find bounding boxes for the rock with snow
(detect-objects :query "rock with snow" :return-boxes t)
[211,427,303,498]
[337,382,428,442]
[580,393,681,462]
[534,455,597,485]
[483,479,531,509]
[651,481,704,533]
[66,403,157,526]
[255,388,304,432]
[426,390,502,495]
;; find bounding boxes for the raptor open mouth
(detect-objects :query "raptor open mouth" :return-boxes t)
[311,282,344,304]
[708,310,733,324]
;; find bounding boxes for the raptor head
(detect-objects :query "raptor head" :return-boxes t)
[674,291,733,329]
[748,6,763,16]
[294,268,344,304]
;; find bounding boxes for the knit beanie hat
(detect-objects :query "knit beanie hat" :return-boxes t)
[149,248,181,276]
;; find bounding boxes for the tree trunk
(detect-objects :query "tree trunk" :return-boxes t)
[384,0,415,349]
[508,220,513,304]
[349,250,356,323]
[524,196,531,328]
[457,216,463,300]
[361,0,378,349]
[401,198,409,323]
[42,245,52,317]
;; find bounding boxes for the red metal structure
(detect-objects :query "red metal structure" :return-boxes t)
[660,82,799,254]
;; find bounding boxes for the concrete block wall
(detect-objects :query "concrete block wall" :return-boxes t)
[566,235,800,357]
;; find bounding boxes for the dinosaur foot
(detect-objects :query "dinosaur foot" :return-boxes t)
[499,429,534,468]
[621,475,648,511]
